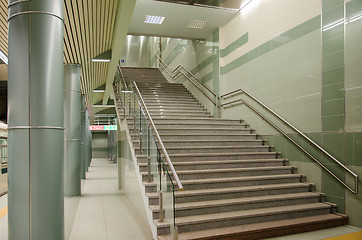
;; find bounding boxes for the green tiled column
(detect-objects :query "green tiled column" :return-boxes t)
[213,29,221,117]
[64,64,82,197]
[321,0,345,132]
[7,0,64,239]
[321,0,346,213]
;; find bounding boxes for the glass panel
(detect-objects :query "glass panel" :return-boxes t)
[162,158,176,235]
[116,82,178,233]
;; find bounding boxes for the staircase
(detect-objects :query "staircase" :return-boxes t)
[117,67,348,240]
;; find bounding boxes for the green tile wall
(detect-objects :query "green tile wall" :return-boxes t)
[220,33,248,58]
[220,0,362,222]
[321,0,345,132]
[220,16,321,75]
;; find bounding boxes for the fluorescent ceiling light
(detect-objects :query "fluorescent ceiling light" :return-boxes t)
[239,0,253,11]
[121,90,133,93]
[323,19,344,31]
[91,59,110,62]
[0,50,8,65]
[92,105,115,108]
[350,13,362,23]
[93,90,105,93]
[144,15,165,24]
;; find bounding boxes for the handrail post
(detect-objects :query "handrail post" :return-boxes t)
[173,226,179,240]
[128,102,131,117]
[147,156,151,183]
[147,126,151,183]
[159,192,164,222]
[132,81,184,191]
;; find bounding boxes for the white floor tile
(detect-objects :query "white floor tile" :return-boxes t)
[68,158,153,240]
[69,230,107,240]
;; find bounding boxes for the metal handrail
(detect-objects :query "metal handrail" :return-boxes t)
[132,81,184,191]
[157,55,217,105]
[221,89,358,194]
[117,65,128,91]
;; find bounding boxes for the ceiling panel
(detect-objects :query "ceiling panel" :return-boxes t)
[0,0,7,58]
[128,0,238,40]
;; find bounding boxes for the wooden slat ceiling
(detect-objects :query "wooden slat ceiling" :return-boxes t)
[0,0,120,115]
[0,0,7,57]
[64,0,119,113]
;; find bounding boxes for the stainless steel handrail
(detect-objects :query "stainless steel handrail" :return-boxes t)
[117,65,128,91]
[221,89,358,194]
[157,55,217,105]
[133,81,184,191]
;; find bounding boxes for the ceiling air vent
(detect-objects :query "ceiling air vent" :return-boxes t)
[186,20,208,29]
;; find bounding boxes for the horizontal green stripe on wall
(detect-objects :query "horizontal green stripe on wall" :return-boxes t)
[191,55,218,75]
[220,33,248,58]
[200,71,214,83]
[221,15,321,75]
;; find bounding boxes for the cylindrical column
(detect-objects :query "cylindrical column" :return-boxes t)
[86,110,92,167]
[81,95,86,179]
[64,64,82,197]
[89,119,92,166]
[8,0,64,239]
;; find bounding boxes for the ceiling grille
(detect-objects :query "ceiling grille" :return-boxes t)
[186,20,208,29]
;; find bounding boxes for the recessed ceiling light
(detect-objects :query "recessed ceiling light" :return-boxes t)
[91,59,110,62]
[92,105,115,108]
[144,15,165,24]
[0,50,8,65]
[186,20,208,29]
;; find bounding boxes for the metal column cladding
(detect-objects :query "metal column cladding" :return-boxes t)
[64,64,82,197]
[81,95,86,179]
[7,0,64,239]
[86,110,92,167]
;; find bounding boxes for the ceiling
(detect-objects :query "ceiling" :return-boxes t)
[0,0,238,119]
[128,0,238,39]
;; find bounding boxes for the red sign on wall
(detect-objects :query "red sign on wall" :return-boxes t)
[89,125,104,131]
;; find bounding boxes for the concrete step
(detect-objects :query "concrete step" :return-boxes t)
[163,145,273,154]
[158,134,259,141]
[166,152,279,162]
[150,113,210,118]
[153,122,249,129]
[142,95,197,100]
[147,182,315,205]
[150,192,323,219]
[144,99,199,105]
[145,102,202,108]
[174,174,306,191]
[138,159,288,172]
[149,109,209,115]
[141,166,294,182]
[157,213,348,240]
[155,202,336,235]
[146,106,207,111]
[157,128,253,135]
[137,83,184,88]
[140,91,192,96]
[161,140,265,147]
[152,117,243,125]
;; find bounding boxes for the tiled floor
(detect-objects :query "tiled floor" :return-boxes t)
[66,158,153,240]
[0,193,7,240]
[0,158,361,240]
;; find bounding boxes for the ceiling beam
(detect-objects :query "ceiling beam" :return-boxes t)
[102,0,136,105]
